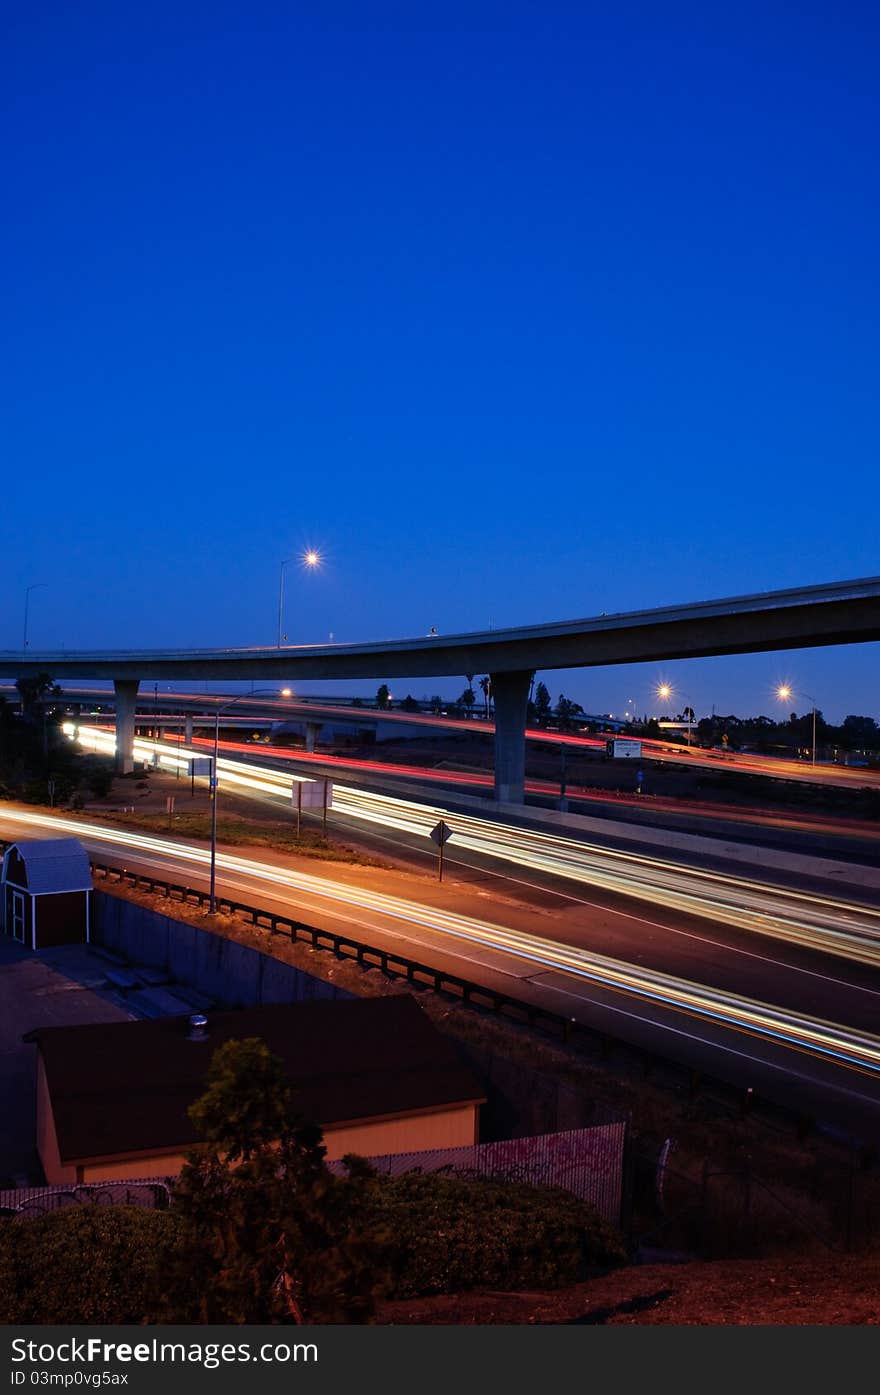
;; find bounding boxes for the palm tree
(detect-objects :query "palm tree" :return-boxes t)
[479,676,492,719]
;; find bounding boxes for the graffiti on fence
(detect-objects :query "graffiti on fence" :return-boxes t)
[331,1122,627,1224]
[0,1179,172,1217]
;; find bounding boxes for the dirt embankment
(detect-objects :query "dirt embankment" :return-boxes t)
[377,1255,880,1325]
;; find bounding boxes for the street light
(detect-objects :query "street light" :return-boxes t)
[209,688,292,913]
[776,684,818,766]
[23,583,47,651]
[656,683,696,746]
[277,550,320,647]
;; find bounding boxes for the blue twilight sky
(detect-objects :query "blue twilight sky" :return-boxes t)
[3,1,879,721]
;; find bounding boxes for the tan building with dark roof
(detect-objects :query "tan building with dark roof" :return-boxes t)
[30,995,484,1184]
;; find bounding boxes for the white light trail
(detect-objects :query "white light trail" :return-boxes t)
[68,725,880,968]
[4,800,880,1079]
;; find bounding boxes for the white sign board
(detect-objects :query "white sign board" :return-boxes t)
[607,739,642,759]
[293,780,333,809]
[187,758,212,776]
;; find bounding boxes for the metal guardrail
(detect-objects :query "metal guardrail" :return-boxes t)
[89,860,578,1041]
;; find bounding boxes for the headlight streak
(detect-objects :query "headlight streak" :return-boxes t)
[3,800,880,1078]
[69,725,880,971]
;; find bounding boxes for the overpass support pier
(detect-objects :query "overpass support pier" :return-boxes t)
[184,713,194,744]
[113,679,140,774]
[491,670,533,804]
[304,722,323,753]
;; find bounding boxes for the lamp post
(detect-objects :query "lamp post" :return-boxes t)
[23,583,47,651]
[776,684,818,766]
[209,687,292,913]
[277,549,320,647]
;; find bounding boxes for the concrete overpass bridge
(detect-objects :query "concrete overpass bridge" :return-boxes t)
[4,575,880,801]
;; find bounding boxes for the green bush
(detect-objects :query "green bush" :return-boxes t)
[0,1206,179,1325]
[0,1174,626,1322]
[372,1171,626,1299]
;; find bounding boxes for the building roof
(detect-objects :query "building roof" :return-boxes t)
[32,995,484,1165]
[3,839,92,895]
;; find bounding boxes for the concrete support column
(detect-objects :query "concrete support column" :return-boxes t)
[184,713,194,744]
[490,669,533,804]
[113,679,140,774]
[305,721,322,753]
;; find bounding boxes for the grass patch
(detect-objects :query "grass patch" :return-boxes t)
[87,808,385,866]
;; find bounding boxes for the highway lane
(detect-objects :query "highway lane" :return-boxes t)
[33,684,880,791]
[3,804,880,1141]
[74,726,880,965]
[58,731,880,1059]
[134,723,880,862]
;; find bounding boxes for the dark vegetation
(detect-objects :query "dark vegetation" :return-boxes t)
[0,1040,623,1324]
[369,1171,624,1299]
[0,678,113,808]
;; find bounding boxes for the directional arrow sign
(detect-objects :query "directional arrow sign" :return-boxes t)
[429,820,453,847]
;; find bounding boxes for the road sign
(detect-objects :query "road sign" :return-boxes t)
[187,758,212,776]
[429,820,453,882]
[292,780,333,838]
[294,780,334,809]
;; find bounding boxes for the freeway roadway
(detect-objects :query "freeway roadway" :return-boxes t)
[39,684,880,791]
[26,724,880,1134]
[3,801,880,1144]
[6,575,880,683]
[73,720,880,936]
[129,722,880,887]
[189,732,880,865]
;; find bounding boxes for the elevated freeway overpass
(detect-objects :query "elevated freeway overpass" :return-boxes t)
[3,575,880,800]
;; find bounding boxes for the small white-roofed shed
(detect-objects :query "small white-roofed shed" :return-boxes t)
[1,839,92,949]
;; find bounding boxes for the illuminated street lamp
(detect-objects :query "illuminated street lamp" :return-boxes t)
[209,688,292,912]
[776,684,817,766]
[656,683,696,746]
[277,550,321,647]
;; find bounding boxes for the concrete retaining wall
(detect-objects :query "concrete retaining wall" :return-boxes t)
[92,891,351,1010]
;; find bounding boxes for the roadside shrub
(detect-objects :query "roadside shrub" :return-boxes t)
[0,1207,178,1325]
[0,1175,626,1321]
[86,767,115,798]
[372,1171,626,1298]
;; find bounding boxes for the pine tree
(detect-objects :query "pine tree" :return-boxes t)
[158,1038,388,1324]
[533,682,551,727]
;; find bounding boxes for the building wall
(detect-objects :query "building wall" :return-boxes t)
[48,1103,480,1184]
[5,849,27,890]
[34,891,89,948]
[93,892,351,1010]
[36,1057,76,1186]
[80,1153,189,1183]
[322,1104,479,1159]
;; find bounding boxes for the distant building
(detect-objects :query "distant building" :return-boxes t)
[29,995,485,1185]
[1,839,92,950]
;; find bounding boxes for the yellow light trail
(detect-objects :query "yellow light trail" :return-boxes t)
[3,799,880,1078]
